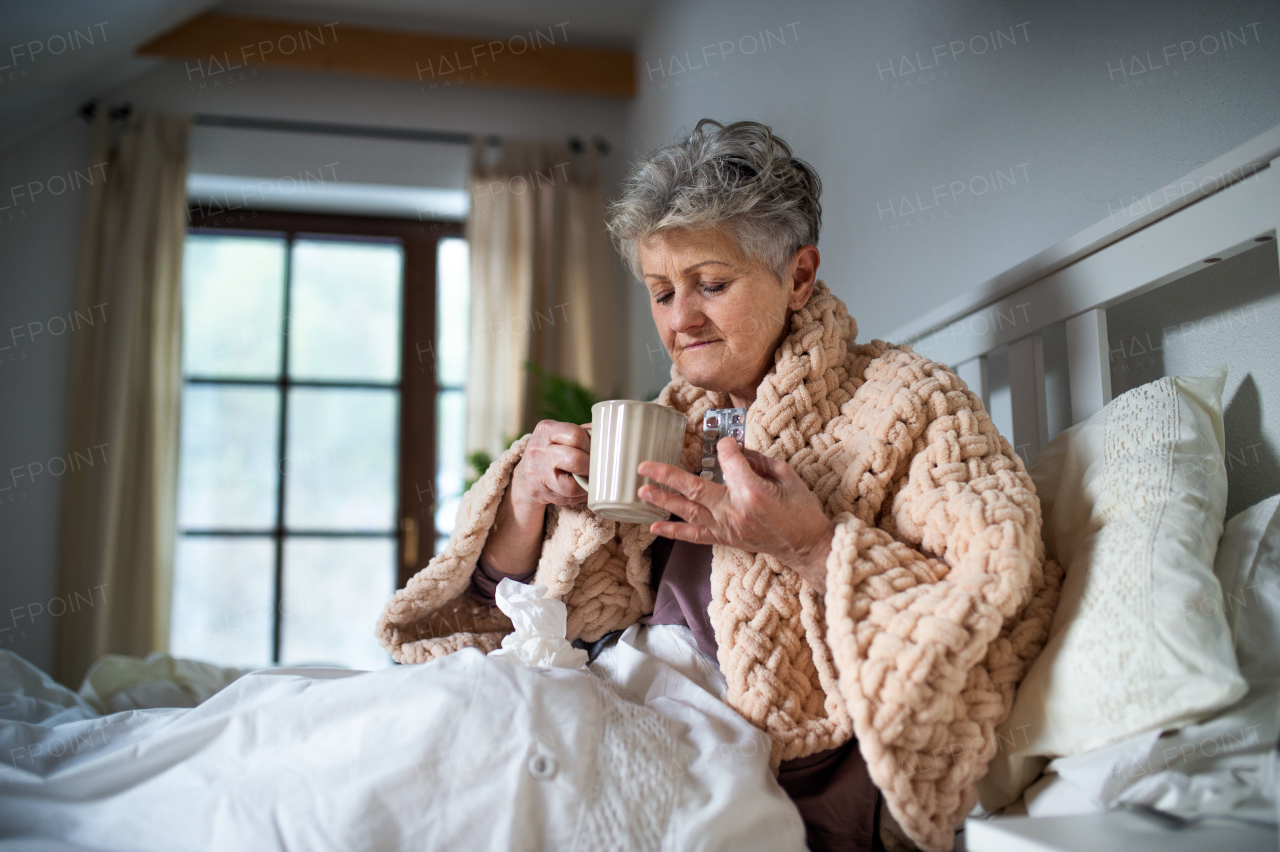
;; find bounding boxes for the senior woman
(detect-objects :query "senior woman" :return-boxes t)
[377,120,1060,852]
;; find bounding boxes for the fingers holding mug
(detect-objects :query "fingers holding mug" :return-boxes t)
[546,442,590,502]
[536,419,590,454]
[514,420,591,507]
[541,422,590,504]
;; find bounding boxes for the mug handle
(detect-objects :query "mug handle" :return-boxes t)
[571,422,592,491]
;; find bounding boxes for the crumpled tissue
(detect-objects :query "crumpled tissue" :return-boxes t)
[488,577,588,669]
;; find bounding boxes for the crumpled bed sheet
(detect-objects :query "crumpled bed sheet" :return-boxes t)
[0,624,805,852]
[1008,678,1279,824]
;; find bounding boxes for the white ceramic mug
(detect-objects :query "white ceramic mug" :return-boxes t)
[571,400,686,524]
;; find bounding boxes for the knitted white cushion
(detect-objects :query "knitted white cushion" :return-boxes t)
[978,369,1248,809]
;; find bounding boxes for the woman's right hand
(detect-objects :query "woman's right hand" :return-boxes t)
[484,420,589,578]
[508,420,591,510]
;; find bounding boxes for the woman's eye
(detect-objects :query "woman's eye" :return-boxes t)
[654,281,725,305]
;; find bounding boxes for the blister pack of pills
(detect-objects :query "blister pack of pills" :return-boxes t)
[700,407,747,483]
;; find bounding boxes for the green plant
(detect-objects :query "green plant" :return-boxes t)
[463,449,494,492]
[526,362,597,425]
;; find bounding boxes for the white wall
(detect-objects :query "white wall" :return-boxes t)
[623,0,1280,397]
[1107,242,1280,519]
[0,60,631,678]
[0,113,92,672]
[186,125,472,219]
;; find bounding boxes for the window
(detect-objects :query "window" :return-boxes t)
[171,210,464,670]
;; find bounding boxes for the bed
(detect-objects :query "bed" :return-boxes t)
[1,125,1279,852]
[882,122,1280,851]
[0,616,806,851]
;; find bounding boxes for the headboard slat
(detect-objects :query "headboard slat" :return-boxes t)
[956,356,990,411]
[1065,308,1112,425]
[1008,334,1047,465]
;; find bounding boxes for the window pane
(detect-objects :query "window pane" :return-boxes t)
[288,239,403,382]
[170,536,274,669]
[435,495,463,542]
[280,537,395,669]
[284,388,398,531]
[177,385,279,529]
[436,237,470,387]
[182,235,285,378]
[435,389,466,536]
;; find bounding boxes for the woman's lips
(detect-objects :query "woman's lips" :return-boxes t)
[682,339,720,351]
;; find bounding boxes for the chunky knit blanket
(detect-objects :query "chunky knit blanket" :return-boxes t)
[376,281,1061,852]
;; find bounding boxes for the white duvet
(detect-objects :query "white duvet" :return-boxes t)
[0,624,806,852]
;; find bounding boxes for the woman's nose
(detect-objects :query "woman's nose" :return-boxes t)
[668,293,705,334]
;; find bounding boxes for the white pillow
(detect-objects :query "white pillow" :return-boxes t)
[1020,493,1280,820]
[979,369,1248,809]
[1214,492,1280,684]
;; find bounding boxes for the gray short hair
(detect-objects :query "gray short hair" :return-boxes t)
[606,119,822,283]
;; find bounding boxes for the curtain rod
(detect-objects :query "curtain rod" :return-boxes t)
[77,104,610,154]
[194,113,473,146]
[191,113,610,154]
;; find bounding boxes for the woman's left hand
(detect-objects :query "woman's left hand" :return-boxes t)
[637,438,835,593]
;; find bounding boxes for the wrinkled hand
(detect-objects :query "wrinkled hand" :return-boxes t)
[509,419,590,510]
[637,438,835,593]
[484,420,589,578]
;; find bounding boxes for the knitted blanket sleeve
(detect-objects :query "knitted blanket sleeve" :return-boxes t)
[375,281,1062,852]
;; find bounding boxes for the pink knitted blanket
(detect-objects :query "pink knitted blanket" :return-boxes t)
[376,281,1061,851]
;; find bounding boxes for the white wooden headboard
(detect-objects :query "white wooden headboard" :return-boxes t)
[887,124,1280,466]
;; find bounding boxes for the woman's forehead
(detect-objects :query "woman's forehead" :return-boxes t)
[639,229,747,275]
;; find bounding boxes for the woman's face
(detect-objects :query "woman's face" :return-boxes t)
[638,228,819,405]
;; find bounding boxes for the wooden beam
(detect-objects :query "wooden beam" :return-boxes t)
[137,13,635,98]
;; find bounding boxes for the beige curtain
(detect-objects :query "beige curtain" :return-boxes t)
[465,137,618,458]
[54,109,189,686]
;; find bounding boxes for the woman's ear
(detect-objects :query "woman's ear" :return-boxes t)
[786,244,820,309]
